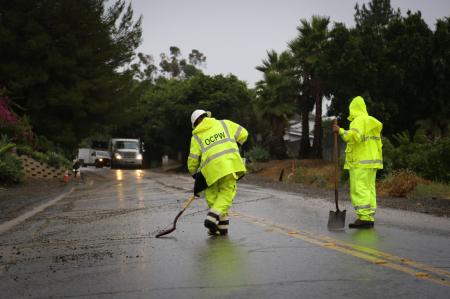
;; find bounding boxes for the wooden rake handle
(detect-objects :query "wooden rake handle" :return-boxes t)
[182,194,196,210]
[155,194,196,238]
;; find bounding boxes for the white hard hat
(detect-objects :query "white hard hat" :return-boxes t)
[191,109,211,128]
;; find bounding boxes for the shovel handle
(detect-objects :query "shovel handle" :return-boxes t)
[333,119,340,211]
[182,195,196,210]
[155,195,196,238]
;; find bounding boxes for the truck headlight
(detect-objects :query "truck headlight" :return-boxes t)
[137,154,143,160]
[99,158,103,162]
[115,153,122,160]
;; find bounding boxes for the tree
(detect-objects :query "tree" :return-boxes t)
[189,49,207,68]
[0,0,142,151]
[297,86,315,158]
[325,23,364,123]
[159,47,206,79]
[134,53,158,82]
[289,16,330,159]
[255,50,297,159]
[118,73,255,162]
[382,10,434,136]
[355,0,400,29]
[326,1,440,138]
[430,17,450,138]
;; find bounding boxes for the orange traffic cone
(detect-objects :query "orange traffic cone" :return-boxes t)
[63,170,69,183]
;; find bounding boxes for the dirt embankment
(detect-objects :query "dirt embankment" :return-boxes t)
[242,159,450,217]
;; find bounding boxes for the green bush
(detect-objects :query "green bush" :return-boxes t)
[16,145,33,156]
[411,138,450,183]
[35,135,61,154]
[0,143,15,155]
[46,152,70,169]
[30,151,70,169]
[0,117,34,145]
[383,133,450,183]
[0,154,23,184]
[0,134,16,155]
[246,146,270,162]
[31,151,48,165]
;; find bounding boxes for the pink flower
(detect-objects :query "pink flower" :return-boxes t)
[0,97,17,124]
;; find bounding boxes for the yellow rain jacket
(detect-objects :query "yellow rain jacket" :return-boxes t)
[339,96,383,169]
[188,117,248,186]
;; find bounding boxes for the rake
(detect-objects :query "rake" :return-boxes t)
[155,195,196,238]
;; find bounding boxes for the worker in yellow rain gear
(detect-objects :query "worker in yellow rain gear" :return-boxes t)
[332,96,383,229]
[188,109,248,236]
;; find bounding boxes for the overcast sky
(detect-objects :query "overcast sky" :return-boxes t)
[129,0,450,87]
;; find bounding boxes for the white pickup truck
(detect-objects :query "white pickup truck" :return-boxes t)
[109,138,144,169]
[77,148,111,168]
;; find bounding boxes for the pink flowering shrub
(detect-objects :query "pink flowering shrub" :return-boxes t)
[0,96,17,124]
[0,94,34,146]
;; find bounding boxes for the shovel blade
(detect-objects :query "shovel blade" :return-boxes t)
[328,210,346,230]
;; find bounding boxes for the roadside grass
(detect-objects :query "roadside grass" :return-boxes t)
[293,163,334,189]
[249,160,450,200]
[247,159,335,189]
[408,182,450,200]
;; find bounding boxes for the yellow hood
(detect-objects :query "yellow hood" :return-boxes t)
[348,96,382,134]
[348,96,368,121]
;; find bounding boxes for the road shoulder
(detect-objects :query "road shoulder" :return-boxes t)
[241,173,450,217]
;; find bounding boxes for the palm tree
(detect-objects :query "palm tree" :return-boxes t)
[255,50,297,159]
[289,16,330,159]
[298,87,315,158]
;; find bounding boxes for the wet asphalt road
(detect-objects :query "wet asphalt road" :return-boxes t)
[0,168,449,299]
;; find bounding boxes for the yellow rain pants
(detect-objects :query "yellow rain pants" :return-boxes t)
[204,174,237,216]
[349,168,377,221]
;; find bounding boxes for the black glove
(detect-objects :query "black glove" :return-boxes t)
[193,171,208,197]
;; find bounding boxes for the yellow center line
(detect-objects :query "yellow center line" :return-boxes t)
[320,235,450,279]
[230,211,450,288]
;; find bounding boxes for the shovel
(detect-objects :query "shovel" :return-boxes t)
[328,119,346,230]
[155,195,196,238]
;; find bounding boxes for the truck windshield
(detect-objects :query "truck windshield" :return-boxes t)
[116,141,139,150]
[96,151,110,156]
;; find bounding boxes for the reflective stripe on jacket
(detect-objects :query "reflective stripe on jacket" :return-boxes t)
[339,96,383,169]
[187,117,248,185]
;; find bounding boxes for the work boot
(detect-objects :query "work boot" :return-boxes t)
[218,216,229,236]
[349,219,374,229]
[204,210,220,236]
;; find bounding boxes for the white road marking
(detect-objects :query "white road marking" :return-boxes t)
[0,187,74,235]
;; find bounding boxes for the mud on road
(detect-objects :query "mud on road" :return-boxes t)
[2,166,448,226]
